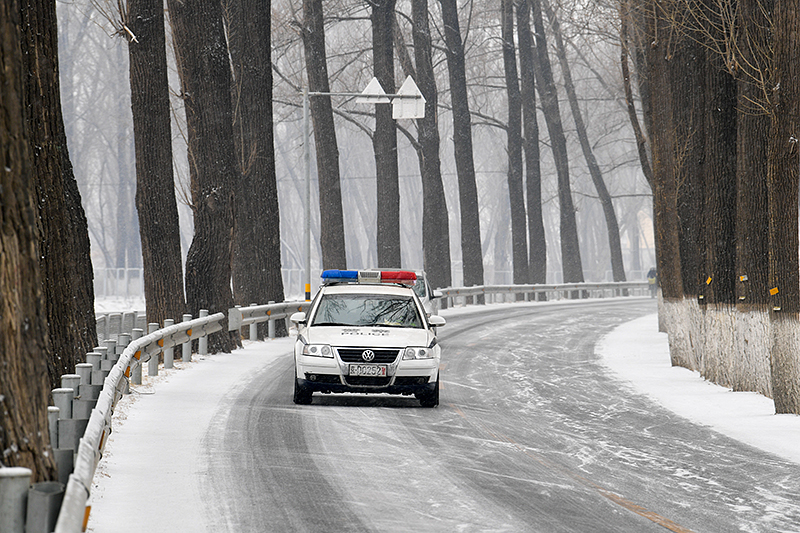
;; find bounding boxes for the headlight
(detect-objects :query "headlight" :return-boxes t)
[403,347,434,360]
[302,344,333,358]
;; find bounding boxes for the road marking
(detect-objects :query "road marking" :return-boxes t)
[449,403,696,533]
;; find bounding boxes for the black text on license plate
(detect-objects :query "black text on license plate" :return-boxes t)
[349,364,387,377]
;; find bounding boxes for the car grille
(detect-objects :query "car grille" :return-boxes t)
[336,348,400,364]
[344,376,392,387]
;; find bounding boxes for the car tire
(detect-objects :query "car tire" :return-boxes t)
[418,379,439,408]
[293,378,313,405]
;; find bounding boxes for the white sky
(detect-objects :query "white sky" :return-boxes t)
[85,307,800,532]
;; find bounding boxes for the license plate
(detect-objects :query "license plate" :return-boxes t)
[349,364,387,377]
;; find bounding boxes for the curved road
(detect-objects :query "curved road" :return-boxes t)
[202,299,800,532]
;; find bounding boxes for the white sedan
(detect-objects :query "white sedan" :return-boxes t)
[290,270,446,407]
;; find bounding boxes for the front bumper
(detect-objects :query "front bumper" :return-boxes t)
[298,375,437,395]
[296,348,439,395]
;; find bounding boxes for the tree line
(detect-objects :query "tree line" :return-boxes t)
[7,0,800,485]
[624,0,800,415]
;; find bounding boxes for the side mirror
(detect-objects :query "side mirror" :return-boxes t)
[432,289,444,299]
[290,312,307,325]
[428,315,446,328]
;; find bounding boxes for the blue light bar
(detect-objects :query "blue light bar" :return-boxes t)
[321,269,359,283]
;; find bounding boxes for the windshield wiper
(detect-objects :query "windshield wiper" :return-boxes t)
[312,322,351,327]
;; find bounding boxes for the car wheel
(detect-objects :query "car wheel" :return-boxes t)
[418,379,439,408]
[293,378,313,405]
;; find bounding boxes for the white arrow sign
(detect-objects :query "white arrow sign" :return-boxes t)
[356,77,390,104]
[393,76,426,119]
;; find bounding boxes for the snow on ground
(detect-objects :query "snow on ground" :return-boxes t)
[598,313,800,465]
[85,306,800,531]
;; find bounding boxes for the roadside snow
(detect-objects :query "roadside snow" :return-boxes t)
[598,313,800,465]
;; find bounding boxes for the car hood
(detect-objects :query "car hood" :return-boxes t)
[303,326,434,348]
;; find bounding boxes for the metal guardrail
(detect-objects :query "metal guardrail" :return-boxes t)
[54,312,225,533]
[228,301,309,339]
[439,281,649,305]
[50,280,648,532]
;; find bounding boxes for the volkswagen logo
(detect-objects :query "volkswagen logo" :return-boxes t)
[361,349,376,362]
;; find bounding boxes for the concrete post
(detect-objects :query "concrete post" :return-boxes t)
[163,318,175,369]
[25,481,64,533]
[103,339,117,363]
[60,374,81,397]
[199,310,209,356]
[75,363,92,386]
[51,388,74,420]
[148,323,159,376]
[48,406,59,450]
[182,314,192,362]
[0,467,32,533]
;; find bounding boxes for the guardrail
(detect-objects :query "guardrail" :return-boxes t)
[228,301,309,338]
[54,312,224,533]
[440,281,650,306]
[44,280,648,533]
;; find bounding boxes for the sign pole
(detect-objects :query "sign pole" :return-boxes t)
[303,87,311,301]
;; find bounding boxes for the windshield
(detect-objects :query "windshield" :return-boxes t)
[311,293,423,328]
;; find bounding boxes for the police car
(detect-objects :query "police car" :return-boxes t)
[290,269,446,407]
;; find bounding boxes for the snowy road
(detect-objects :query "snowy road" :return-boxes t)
[193,299,800,533]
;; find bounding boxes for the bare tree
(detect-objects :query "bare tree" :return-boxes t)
[517,0,546,287]
[543,0,625,283]
[395,0,453,289]
[168,0,238,352]
[530,0,583,284]
[126,0,186,325]
[371,0,402,268]
[225,0,286,331]
[767,0,800,414]
[439,0,485,290]
[22,0,97,386]
[734,0,771,396]
[501,0,529,288]
[0,0,57,481]
[301,0,348,271]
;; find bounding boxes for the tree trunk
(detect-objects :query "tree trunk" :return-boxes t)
[127,0,186,325]
[411,0,452,290]
[699,11,737,386]
[225,0,286,335]
[517,0,546,287]
[669,14,705,372]
[734,0,772,397]
[544,0,625,283]
[768,0,800,415]
[22,0,97,387]
[619,0,654,189]
[643,1,687,366]
[168,0,238,353]
[0,0,57,480]
[439,0,485,290]
[302,0,347,270]
[501,0,528,290]
[372,0,401,268]
[530,0,583,284]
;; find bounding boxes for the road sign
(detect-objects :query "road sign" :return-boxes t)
[393,76,426,119]
[356,77,390,104]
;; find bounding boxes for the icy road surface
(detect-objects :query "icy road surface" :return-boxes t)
[89,299,800,532]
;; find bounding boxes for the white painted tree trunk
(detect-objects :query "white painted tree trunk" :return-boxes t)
[733,309,772,397]
[770,316,800,414]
